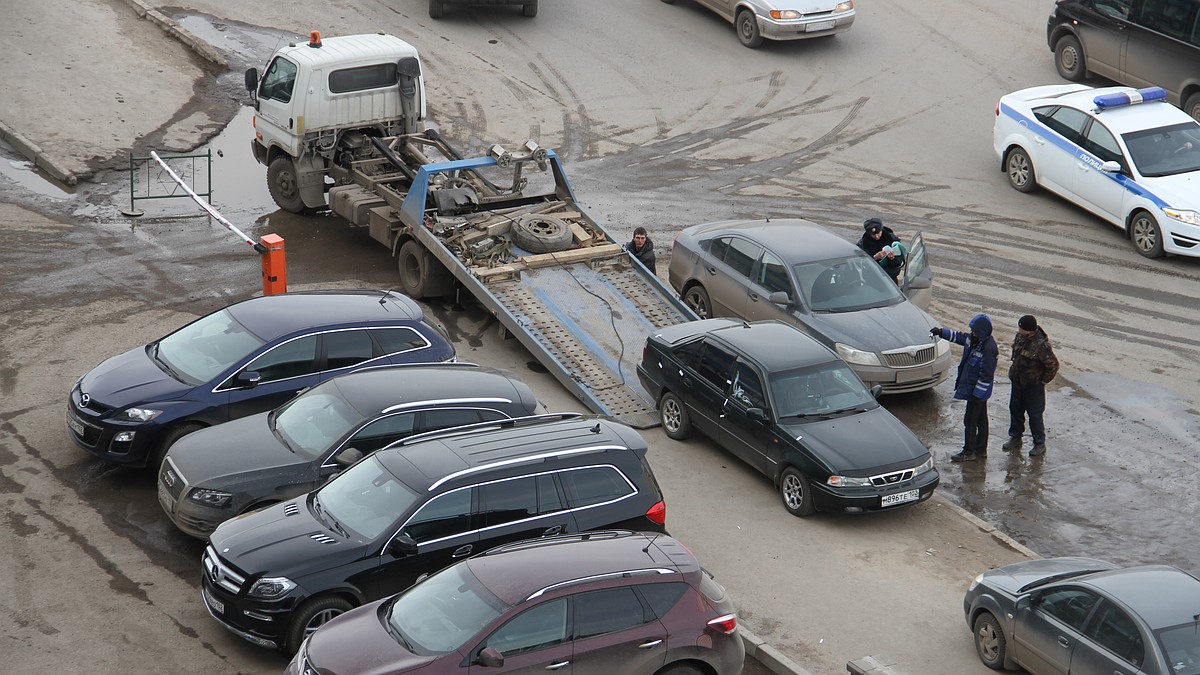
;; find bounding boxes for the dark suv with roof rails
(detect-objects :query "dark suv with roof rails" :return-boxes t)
[200,413,667,655]
[1048,0,1200,121]
[288,530,744,675]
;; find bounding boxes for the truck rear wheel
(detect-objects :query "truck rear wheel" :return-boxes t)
[523,0,538,17]
[399,240,454,299]
[267,156,306,213]
[429,0,444,18]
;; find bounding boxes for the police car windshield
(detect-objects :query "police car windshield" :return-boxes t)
[1122,122,1200,177]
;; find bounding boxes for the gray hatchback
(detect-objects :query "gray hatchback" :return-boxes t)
[158,363,539,539]
[669,219,951,394]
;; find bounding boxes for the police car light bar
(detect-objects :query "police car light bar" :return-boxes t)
[1093,87,1167,111]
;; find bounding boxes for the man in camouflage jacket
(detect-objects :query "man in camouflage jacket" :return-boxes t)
[1003,315,1060,457]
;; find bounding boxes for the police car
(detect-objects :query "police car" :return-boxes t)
[994,84,1200,258]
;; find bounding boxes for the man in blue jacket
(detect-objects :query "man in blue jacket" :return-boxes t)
[931,314,998,462]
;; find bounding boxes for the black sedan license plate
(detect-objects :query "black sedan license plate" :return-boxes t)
[881,489,920,507]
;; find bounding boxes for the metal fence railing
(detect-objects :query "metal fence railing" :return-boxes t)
[122,150,212,216]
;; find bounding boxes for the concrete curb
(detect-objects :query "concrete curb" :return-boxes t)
[932,493,1041,559]
[120,0,228,69]
[741,627,816,675]
[0,119,78,186]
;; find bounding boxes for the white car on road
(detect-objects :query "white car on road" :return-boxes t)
[994,84,1200,258]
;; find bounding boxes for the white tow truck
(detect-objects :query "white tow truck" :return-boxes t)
[244,31,694,426]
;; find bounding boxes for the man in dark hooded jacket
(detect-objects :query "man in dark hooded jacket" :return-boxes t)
[1002,315,1059,457]
[857,217,905,284]
[932,314,999,462]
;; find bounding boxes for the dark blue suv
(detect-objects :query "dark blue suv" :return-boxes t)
[67,290,455,471]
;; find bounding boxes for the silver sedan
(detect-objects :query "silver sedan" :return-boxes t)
[661,0,855,48]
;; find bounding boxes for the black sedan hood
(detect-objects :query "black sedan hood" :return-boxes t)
[166,412,306,485]
[80,345,193,407]
[780,406,928,473]
[981,557,1120,595]
[305,598,443,674]
[209,499,368,578]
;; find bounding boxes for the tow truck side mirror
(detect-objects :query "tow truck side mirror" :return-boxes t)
[244,68,258,94]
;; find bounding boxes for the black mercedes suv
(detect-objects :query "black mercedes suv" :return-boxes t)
[200,413,667,655]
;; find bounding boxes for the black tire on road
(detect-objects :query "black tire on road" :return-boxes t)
[429,0,444,18]
[973,611,1008,670]
[1005,147,1037,193]
[659,392,692,440]
[1185,92,1200,123]
[267,156,306,214]
[737,9,764,48]
[523,0,538,17]
[152,422,203,473]
[285,596,354,655]
[1130,210,1165,259]
[399,240,453,299]
[779,467,816,517]
[683,284,711,319]
[511,214,573,254]
[1054,34,1086,81]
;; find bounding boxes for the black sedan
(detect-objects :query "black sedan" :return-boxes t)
[964,557,1200,674]
[637,318,937,516]
[159,363,539,539]
[68,290,455,471]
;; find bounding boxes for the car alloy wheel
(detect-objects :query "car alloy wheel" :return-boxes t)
[1006,149,1035,192]
[972,611,1008,669]
[1130,211,1164,258]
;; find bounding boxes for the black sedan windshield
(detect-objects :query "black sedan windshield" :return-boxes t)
[770,362,875,418]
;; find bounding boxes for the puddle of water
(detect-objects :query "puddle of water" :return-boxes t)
[120,106,277,225]
[0,138,74,199]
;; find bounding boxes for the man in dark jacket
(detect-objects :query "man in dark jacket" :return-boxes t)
[856,217,905,284]
[1002,315,1059,457]
[628,226,656,270]
[932,314,999,462]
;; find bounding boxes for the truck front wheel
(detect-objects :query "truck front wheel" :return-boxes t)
[399,240,454,299]
[267,156,306,213]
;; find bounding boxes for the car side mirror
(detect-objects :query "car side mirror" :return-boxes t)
[870,385,883,399]
[244,68,258,94]
[1016,595,1031,612]
[768,291,792,306]
[477,647,505,668]
[334,447,363,467]
[1100,160,1122,173]
[234,371,262,388]
[388,534,419,558]
[747,407,768,422]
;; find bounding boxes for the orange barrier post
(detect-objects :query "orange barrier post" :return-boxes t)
[260,234,287,295]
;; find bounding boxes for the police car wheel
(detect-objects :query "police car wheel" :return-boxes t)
[1005,148,1036,193]
[1054,35,1086,82]
[1130,211,1165,259]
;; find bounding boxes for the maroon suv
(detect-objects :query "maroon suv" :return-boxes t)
[286,530,745,675]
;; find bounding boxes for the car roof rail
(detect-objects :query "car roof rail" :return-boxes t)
[526,567,678,601]
[482,530,635,557]
[346,361,481,375]
[392,412,586,447]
